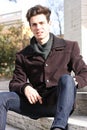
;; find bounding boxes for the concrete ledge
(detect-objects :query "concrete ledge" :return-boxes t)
[68,115,87,128]
[7,111,87,130]
[74,92,87,116]
[7,111,53,130]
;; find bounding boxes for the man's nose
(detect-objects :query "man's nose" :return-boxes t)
[36,24,41,29]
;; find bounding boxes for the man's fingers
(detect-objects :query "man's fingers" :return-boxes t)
[28,94,37,104]
[24,86,43,104]
[34,91,43,104]
[38,97,42,104]
[28,93,42,104]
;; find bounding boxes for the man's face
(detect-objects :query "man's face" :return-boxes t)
[30,14,50,43]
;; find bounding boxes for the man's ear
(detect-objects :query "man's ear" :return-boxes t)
[49,21,52,25]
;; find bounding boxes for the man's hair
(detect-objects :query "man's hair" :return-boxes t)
[26,5,51,24]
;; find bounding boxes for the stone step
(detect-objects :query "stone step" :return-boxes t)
[6,124,20,130]
[7,111,87,130]
[68,115,87,130]
[74,91,87,115]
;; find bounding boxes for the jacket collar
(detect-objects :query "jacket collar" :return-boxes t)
[23,34,66,58]
[30,33,66,50]
[52,34,66,49]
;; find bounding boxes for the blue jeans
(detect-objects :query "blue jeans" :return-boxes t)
[0,74,76,130]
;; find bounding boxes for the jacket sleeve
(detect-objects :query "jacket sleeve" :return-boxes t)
[71,41,87,88]
[9,53,33,94]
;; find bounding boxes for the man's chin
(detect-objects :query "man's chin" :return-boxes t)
[36,36,43,40]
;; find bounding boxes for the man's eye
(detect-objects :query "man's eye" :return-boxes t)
[40,22,44,25]
[32,24,36,26]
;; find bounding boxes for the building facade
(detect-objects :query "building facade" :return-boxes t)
[0,11,22,26]
[64,0,87,63]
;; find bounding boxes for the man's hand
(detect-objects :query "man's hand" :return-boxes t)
[24,85,42,104]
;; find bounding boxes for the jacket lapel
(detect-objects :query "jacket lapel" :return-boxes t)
[52,35,66,50]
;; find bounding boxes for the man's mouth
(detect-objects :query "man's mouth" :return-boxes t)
[36,32,43,35]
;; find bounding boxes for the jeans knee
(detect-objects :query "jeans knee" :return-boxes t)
[0,92,14,110]
[60,74,73,82]
[59,74,75,89]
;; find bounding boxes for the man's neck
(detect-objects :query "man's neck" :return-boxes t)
[37,34,50,45]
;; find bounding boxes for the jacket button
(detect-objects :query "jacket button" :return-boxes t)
[46,80,49,83]
[45,64,48,67]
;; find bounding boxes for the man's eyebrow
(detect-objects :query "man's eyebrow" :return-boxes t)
[31,21,45,25]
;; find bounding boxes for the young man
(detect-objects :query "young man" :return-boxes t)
[0,5,87,130]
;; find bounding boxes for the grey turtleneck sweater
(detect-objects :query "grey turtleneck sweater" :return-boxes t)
[31,33,53,59]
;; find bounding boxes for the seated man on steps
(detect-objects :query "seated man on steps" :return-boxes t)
[0,5,87,130]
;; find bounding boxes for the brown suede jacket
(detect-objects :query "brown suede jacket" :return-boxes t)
[9,34,87,95]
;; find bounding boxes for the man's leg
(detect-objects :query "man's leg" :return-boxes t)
[0,92,21,130]
[0,91,56,130]
[51,74,77,130]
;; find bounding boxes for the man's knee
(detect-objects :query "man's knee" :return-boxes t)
[60,74,73,81]
[58,74,75,89]
[0,92,18,110]
[0,92,7,108]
